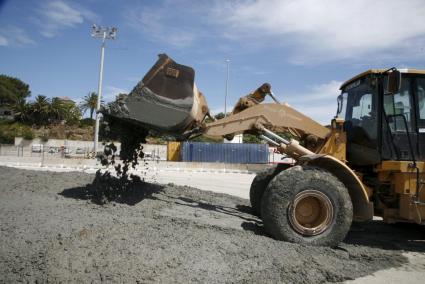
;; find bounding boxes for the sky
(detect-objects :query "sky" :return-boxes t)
[1,0,425,124]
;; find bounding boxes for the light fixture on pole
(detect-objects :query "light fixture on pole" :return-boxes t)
[91,24,117,155]
[224,59,230,117]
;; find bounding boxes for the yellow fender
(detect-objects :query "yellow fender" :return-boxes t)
[300,154,374,222]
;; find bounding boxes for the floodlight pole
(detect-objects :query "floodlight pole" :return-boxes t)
[91,25,117,156]
[93,31,106,155]
[224,59,230,117]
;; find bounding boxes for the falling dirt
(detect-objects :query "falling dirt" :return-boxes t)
[99,113,149,179]
[94,111,154,205]
[1,166,424,283]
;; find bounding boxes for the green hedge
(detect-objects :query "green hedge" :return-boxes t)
[0,120,34,144]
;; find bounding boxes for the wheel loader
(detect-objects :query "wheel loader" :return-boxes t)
[102,54,425,246]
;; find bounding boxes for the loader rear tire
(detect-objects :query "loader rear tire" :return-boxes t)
[261,166,353,247]
[249,164,291,216]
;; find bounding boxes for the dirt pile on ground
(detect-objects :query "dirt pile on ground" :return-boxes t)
[71,170,160,205]
[1,166,424,283]
[92,109,161,206]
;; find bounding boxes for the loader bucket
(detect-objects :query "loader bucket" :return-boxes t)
[101,54,209,134]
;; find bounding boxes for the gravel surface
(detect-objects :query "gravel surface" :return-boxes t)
[1,166,424,283]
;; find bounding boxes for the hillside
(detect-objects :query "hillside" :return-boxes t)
[0,119,94,144]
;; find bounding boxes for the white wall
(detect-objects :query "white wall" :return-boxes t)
[14,137,167,160]
[15,137,109,149]
[223,134,243,143]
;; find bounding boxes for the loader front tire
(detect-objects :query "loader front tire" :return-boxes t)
[261,166,353,247]
[249,164,291,216]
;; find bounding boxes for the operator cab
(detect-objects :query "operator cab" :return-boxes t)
[337,69,425,166]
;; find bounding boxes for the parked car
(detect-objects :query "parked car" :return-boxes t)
[31,144,43,153]
[63,148,72,157]
[144,153,161,160]
[75,148,85,154]
[48,147,59,154]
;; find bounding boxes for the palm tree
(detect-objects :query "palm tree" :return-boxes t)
[49,97,66,121]
[79,92,102,119]
[10,98,31,122]
[31,95,50,123]
[65,104,82,124]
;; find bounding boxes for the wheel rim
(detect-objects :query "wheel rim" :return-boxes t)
[288,190,333,236]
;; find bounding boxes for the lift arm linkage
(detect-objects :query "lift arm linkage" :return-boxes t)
[203,103,330,140]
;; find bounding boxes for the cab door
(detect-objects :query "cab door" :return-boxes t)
[414,77,425,160]
[381,76,418,161]
[343,77,380,165]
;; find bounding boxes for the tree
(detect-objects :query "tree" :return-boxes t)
[0,75,31,104]
[10,98,31,122]
[79,92,102,119]
[63,102,82,125]
[51,97,81,125]
[49,97,66,121]
[243,134,262,144]
[215,112,225,120]
[31,95,50,123]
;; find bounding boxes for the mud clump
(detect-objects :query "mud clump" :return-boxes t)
[69,170,162,205]
[100,114,149,177]
[88,113,152,204]
[89,171,142,204]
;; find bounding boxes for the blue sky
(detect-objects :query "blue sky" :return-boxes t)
[1,0,425,123]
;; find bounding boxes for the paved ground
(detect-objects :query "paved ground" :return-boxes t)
[0,158,257,199]
[143,169,255,199]
[1,163,425,283]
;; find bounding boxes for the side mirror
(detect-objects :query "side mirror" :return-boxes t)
[385,70,401,94]
[336,95,343,113]
[336,93,347,118]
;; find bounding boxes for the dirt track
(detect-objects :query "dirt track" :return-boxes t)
[0,166,424,283]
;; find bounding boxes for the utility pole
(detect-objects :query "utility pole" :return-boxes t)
[91,24,117,155]
[224,59,230,117]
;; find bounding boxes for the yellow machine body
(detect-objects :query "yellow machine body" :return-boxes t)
[107,55,425,227]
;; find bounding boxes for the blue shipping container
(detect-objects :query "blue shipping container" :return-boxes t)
[181,142,268,164]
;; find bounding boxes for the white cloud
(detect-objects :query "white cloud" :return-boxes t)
[209,80,341,124]
[213,0,425,64]
[124,0,425,64]
[211,106,225,116]
[75,86,128,108]
[126,3,198,48]
[125,76,141,83]
[288,80,342,103]
[285,80,343,124]
[0,35,9,46]
[103,86,129,102]
[38,0,98,38]
[73,97,84,106]
[0,27,36,47]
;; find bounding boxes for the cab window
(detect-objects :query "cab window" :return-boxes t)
[336,93,348,119]
[383,77,413,132]
[344,77,377,141]
[416,77,425,124]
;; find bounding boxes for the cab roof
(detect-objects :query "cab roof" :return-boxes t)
[340,68,425,90]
